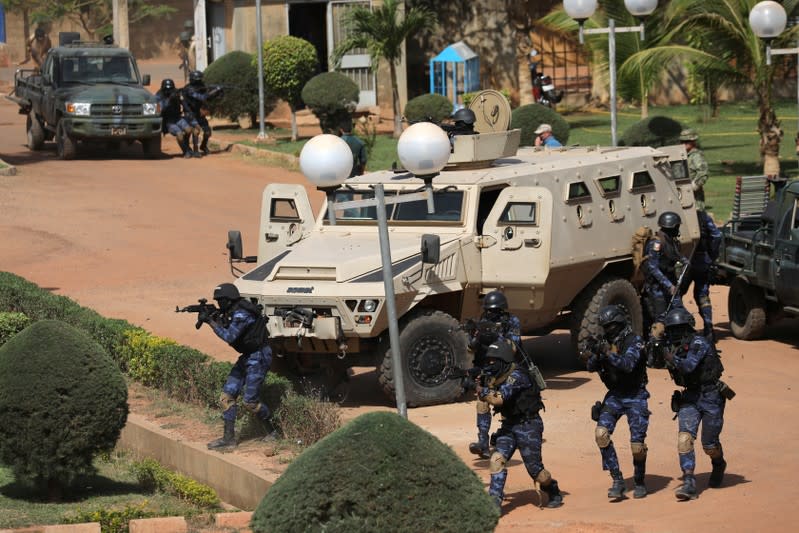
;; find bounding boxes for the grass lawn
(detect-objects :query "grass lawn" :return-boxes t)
[0,450,220,530]
[224,100,799,223]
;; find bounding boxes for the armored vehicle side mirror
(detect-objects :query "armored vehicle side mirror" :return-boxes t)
[227,230,256,263]
[142,74,151,86]
[421,234,441,264]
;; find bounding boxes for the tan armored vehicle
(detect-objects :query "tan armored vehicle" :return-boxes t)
[226,93,699,406]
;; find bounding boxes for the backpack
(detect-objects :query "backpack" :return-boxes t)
[631,226,654,274]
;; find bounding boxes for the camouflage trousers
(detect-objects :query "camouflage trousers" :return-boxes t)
[476,407,492,445]
[677,387,725,472]
[489,415,546,500]
[221,346,272,422]
[682,266,713,334]
[597,389,650,476]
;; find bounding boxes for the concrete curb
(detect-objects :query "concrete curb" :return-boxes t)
[0,158,17,176]
[209,139,299,169]
[118,413,276,511]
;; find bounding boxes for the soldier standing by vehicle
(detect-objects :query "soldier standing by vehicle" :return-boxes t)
[478,339,563,512]
[641,211,688,339]
[466,290,521,459]
[339,120,367,177]
[680,129,709,211]
[680,210,722,340]
[155,79,196,158]
[182,70,222,156]
[659,306,732,500]
[18,28,52,71]
[198,283,275,451]
[581,305,650,500]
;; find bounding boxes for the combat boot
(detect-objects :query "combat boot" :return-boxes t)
[542,479,563,508]
[200,138,210,156]
[468,436,490,459]
[261,419,280,443]
[607,471,626,500]
[675,473,697,500]
[709,458,727,488]
[207,419,236,451]
[633,461,647,499]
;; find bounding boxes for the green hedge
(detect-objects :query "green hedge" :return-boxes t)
[510,103,570,146]
[404,93,453,124]
[619,115,683,147]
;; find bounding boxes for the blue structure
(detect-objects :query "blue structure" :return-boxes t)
[0,3,6,43]
[429,40,480,108]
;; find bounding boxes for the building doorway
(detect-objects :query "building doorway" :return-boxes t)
[288,1,328,74]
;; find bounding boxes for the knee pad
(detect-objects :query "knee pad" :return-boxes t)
[243,401,262,415]
[703,444,723,459]
[476,399,490,414]
[489,452,507,474]
[677,432,695,454]
[535,468,552,486]
[631,441,648,462]
[595,426,611,448]
[219,392,236,410]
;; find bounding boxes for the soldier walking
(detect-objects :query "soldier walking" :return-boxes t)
[680,210,722,340]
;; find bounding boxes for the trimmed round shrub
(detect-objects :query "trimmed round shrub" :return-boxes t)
[204,50,276,127]
[0,312,29,346]
[0,320,128,497]
[252,411,499,532]
[619,115,684,147]
[301,71,360,133]
[511,103,570,146]
[259,35,319,110]
[404,93,454,124]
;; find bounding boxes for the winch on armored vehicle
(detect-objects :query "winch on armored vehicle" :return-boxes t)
[225,91,700,407]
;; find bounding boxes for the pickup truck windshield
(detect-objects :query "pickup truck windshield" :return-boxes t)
[328,189,464,224]
[60,55,139,85]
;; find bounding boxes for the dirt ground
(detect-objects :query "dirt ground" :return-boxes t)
[1,88,798,532]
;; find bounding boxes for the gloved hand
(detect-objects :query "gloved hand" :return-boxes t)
[669,284,678,296]
[197,310,211,324]
[663,347,675,364]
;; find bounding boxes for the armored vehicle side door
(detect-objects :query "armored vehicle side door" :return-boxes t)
[258,184,315,262]
[774,190,799,307]
[478,186,552,294]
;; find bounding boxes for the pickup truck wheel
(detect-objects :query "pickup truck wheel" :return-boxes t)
[379,310,470,407]
[56,121,77,160]
[571,277,643,356]
[728,278,767,340]
[142,137,162,159]
[26,113,45,150]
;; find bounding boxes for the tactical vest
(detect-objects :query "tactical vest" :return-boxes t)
[598,331,648,394]
[670,335,723,389]
[496,366,544,422]
[653,231,681,284]
[228,300,268,354]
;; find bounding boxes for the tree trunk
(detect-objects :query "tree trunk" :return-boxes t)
[758,91,783,178]
[22,9,30,62]
[290,106,298,142]
[641,90,648,119]
[389,61,402,139]
[519,52,533,106]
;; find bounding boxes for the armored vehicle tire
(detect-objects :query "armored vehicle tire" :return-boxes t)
[26,113,45,150]
[142,137,162,159]
[379,309,470,407]
[56,120,77,160]
[728,278,767,340]
[571,277,643,355]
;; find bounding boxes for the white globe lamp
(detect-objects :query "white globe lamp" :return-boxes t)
[396,122,451,177]
[299,134,353,189]
[624,0,657,18]
[750,1,787,39]
[563,0,597,21]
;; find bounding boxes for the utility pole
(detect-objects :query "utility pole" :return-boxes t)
[193,0,208,71]
[112,0,129,49]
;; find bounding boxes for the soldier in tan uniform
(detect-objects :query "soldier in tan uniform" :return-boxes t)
[18,28,52,71]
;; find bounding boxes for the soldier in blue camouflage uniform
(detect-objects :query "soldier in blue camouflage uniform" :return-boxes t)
[582,305,650,500]
[479,339,563,512]
[641,211,688,339]
[681,129,709,211]
[661,307,731,500]
[680,210,722,339]
[182,70,222,156]
[155,78,196,158]
[200,283,274,451]
[467,290,522,459]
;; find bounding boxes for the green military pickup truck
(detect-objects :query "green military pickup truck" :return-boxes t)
[715,178,799,339]
[8,38,161,159]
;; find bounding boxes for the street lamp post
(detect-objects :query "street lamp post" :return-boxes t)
[564,0,658,147]
[298,124,451,418]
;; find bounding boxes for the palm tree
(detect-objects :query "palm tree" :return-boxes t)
[332,0,437,138]
[619,0,799,177]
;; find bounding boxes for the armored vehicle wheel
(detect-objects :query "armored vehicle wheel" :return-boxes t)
[26,113,45,150]
[379,309,470,407]
[571,277,643,355]
[728,278,766,340]
[56,120,77,160]
[141,137,162,159]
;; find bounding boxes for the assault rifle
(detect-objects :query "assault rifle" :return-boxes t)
[448,366,483,391]
[175,298,220,329]
[577,335,610,363]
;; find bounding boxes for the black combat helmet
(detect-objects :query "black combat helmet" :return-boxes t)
[35,28,46,39]
[213,283,240,301]
[598,305,626,328]
[485,339,515,363]
[451,108,476,126]
[664,307,696,329]
[161,78,176,93]
[658,211,682,230]
[483,290,508,311]
[189,70,204,85]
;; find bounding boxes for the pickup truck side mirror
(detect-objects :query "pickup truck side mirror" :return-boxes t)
[421,234,441,264]
[142,74,151,86]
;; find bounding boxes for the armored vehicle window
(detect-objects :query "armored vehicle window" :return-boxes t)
[499,202,537,225]
[567,181,592,202]
[271,198,301,221]
[631,171,655,192]
[597,176,621,197]
[393,190,464,222]
[330,190,394,221]
[670,160,688,180]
